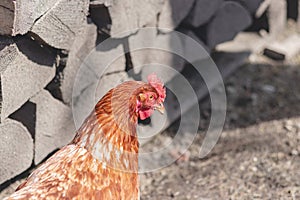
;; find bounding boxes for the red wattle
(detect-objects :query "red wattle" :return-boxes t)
[138,109,154,120]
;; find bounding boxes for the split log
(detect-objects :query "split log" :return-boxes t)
[0,36,56,122]
[0,119,33,184]
[92,0,164,38]
[30,90,75,164]
[70,38,128,126]
[203,1,252,49]
[92,1,134,37]
[65,34,127,128]
[0,0,60,36]
[48,21,98,104]
[0,0,15,35]
[83,29,134,75]
[158,0,195,33]
[75,36,126,96]
[31,0,89,50]
[183,0,223,28]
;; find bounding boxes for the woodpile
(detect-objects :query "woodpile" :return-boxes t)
[0,36,56,122]
[0,119,33,184]
[0,0,293,186]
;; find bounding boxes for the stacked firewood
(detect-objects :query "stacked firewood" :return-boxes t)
[1,0,294,185]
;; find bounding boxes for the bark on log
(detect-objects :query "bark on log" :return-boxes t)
[0,0,15,35]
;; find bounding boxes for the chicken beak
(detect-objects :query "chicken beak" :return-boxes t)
[154,103,165,114]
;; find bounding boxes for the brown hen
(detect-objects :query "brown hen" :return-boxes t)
[5,74,166,200]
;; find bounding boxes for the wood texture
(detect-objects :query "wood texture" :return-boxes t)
[30,90,75,164]
[0,36,56,122]
[0,0,60,36]
[56,21,98,104]
[31,0,89,50]
[0,0,268,188]
[0,119,33,184]
[107,0,165,38]
[0,0,15,35]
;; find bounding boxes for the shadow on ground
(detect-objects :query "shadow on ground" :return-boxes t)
[140,63,300,199]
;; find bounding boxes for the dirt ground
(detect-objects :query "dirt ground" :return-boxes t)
[1,62,299,199]
[140,62,300,200]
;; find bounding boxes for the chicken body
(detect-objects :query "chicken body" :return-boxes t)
[5,77,166,200]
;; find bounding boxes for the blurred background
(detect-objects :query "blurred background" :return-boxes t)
[0,0,300,199]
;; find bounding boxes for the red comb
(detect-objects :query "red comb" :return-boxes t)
[147,73,166,103]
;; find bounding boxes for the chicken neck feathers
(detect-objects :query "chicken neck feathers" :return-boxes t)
[5,81,152,200]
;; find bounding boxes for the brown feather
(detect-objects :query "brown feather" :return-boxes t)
[5,80,163,200]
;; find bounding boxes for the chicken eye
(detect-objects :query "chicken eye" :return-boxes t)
[149,95,154,100]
